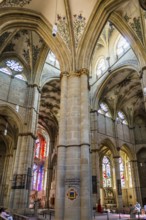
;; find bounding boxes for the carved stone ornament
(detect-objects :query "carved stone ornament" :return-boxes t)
[0,0,32,7]
[139,0,146,10]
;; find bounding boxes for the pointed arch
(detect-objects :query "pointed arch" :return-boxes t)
[76,0,137,69]
[0,104,23,133]
[0,9,71,75]
[110,12,146,66]
[121,143,136,161]
[99,138,118,157]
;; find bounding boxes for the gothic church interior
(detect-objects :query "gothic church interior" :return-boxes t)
[0,0,146,220]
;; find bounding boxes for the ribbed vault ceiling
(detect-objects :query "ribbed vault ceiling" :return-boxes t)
[100,69,145,122]
[39,80,60,137]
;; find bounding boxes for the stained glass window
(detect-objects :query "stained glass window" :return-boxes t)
[6,60,23,72]
[119,157,125,187]
[32,164,38,190]
[32,133,47,191]
[102,156,112,187]
[35,139,40,158]
[128,162,132,187]
[0,59,26,81]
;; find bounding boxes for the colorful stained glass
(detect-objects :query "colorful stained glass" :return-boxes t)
[102,156,112,187]
[35,141,40,158]
[119,157,125,187]
[32,133,47,191]
[32,164,38,190]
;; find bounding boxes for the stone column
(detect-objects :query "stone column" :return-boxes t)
[64,71,81,220]
[46,140,54,208]
[55,69,92,220]
[80,69,92,220]
[113,156,123,209]
[9,84,40,210]
[55,72,68,220]
[130,160,142,204]
[90,110,99,208]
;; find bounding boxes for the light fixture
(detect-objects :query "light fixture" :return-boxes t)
[16,105,19,112]
[52,23,58,37]
[140,162,143,167]
[52,0,58,37]
[4,123,8,136]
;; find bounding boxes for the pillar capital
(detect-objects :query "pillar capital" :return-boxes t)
[60,69,89,79]
[78,68,89,76]
[60,71,69,79]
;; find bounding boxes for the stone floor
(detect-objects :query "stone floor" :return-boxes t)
[35,212,146,220]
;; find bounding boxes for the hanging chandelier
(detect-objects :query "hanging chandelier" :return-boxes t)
[0,0,32,7]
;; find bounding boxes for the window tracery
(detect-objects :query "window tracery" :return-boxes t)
[117,111,128,125]
[0,58,26,81]
[6,60,23,72]
[116,36,130,57]
[47,51,60,69]
[98,102,112,118]
[96,58,106,78]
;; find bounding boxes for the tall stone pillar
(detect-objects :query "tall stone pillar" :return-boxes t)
[55,72,68,220]
[130,160,142,204]
[113,156,123,209]
[80,69,92,219]
[9,85,40,210]
[55,69,91,220]
[64,70,81,220]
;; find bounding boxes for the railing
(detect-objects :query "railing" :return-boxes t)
[13,214,29,220]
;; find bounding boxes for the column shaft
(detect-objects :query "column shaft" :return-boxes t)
[55,72,68,220]
[130,161,142,204]
[113,157,123,209]
[64,73,81,220]
[80,71,92,220]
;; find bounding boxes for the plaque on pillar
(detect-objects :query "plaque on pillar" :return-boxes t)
[67,188,78,200]
[26,167,32,189]
[92,176,97,194]
[117,179,122,195]
[12,174,26,189]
